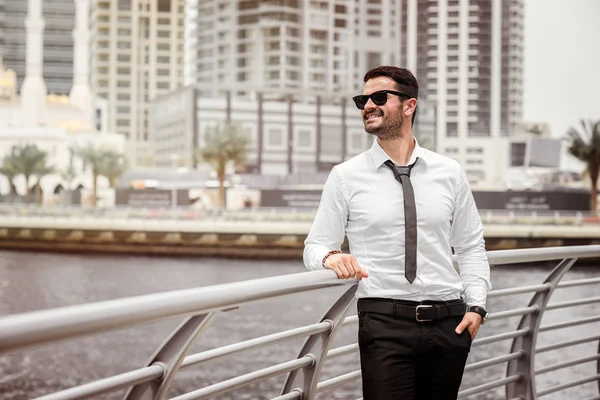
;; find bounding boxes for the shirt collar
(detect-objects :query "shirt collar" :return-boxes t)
[368,136,428,170]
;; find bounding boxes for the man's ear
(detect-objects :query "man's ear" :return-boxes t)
[405,98,418,117]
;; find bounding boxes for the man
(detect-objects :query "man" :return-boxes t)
[303,66,491,400]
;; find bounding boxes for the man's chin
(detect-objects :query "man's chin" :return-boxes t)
[364,123,380,134]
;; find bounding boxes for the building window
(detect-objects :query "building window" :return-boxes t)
[466,159,483,165]
[466,147,484,154]
[367,52,381,70]
[466,170,485,181]
[267,127,284,148]
[118,0,131,10]
[295,127,313,148]
[510,142,526,166]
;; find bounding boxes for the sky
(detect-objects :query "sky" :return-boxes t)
[523,0,600,170]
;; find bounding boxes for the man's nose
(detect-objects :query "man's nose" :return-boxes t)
[363,97,377,111]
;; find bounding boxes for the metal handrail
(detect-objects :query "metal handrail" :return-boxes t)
[537,374,600,397]
[536,354,600,375]
[464,352,524,372]
[537,335,600,353]
[1,245,598,353]
[458,375,522,398]
[0,245,599,400]
[0,270,345,352]
[539,315,600,332]
[170,356,314,400]
[2,204,599,223]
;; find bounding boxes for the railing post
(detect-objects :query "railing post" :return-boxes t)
[506,258,578,400]
[123,312,217,400]
[597,339,600,395]
[280,285,358,400]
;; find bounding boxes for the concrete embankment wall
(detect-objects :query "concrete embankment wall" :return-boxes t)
[1,216,600,259]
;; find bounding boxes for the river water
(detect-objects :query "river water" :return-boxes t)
[0,251,598,400]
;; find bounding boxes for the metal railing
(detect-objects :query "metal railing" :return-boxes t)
[1,204,599,225]
[0,245,599,399]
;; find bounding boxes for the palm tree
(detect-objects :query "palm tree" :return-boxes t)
[10,144,48,205]
[565,119,600,211]
[0,153,19,204]
[195,121,249,208]
[74,144,105,206]
[32,153,54,205]
[75,145,127,206]
[98,150,127,188]
[527,124,545,136]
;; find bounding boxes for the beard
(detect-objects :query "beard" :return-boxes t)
[363,109,403,141]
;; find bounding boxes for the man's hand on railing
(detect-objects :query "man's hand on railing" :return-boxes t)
[324,253,369,281]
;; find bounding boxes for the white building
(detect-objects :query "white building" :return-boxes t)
[0,0,125,205]
[90,0,185,168]
[150,88,439,176]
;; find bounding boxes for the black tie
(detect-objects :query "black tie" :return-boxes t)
[384,159,418,284]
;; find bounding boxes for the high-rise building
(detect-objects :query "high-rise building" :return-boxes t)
[403,0,524,139]
[192,0,402,98]
[189,0,524,187]
[0,0,5,58]
[1,0,75,94]
[400,0,524,186]
[90,0,185,167]
[183,0,198,87]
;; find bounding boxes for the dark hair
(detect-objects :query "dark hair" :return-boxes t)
[363,66,419,124]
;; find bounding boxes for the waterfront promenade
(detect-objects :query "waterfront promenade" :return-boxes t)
[0,207,599,257]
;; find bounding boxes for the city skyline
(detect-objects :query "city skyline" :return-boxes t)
[0,0,598,176]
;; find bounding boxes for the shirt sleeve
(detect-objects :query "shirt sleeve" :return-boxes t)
[303,166,349,271]
[449,164,492,308]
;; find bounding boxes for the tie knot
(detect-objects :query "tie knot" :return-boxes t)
[384,160,415,178]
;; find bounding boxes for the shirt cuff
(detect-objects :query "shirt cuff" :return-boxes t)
[465,285,489,309]
[305,247,330,271]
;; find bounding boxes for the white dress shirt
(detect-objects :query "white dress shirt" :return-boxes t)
[304,138,492,308]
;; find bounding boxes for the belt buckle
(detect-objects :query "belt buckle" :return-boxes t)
[415,304,435,322]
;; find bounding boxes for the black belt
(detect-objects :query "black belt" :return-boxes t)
[357,298,466,322]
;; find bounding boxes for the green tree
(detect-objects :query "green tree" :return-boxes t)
[98,151,127,188]
[527,124,545,136]
[10,144,48,205]
[195,121,249,208]
[0,153,19,204]
[31,152,54,205]
[75,145,127,206]
[565,119,600,211]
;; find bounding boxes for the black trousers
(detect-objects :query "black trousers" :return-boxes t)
[358,298,472,400]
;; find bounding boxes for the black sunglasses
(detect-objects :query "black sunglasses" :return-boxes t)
[352,90,409,110]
